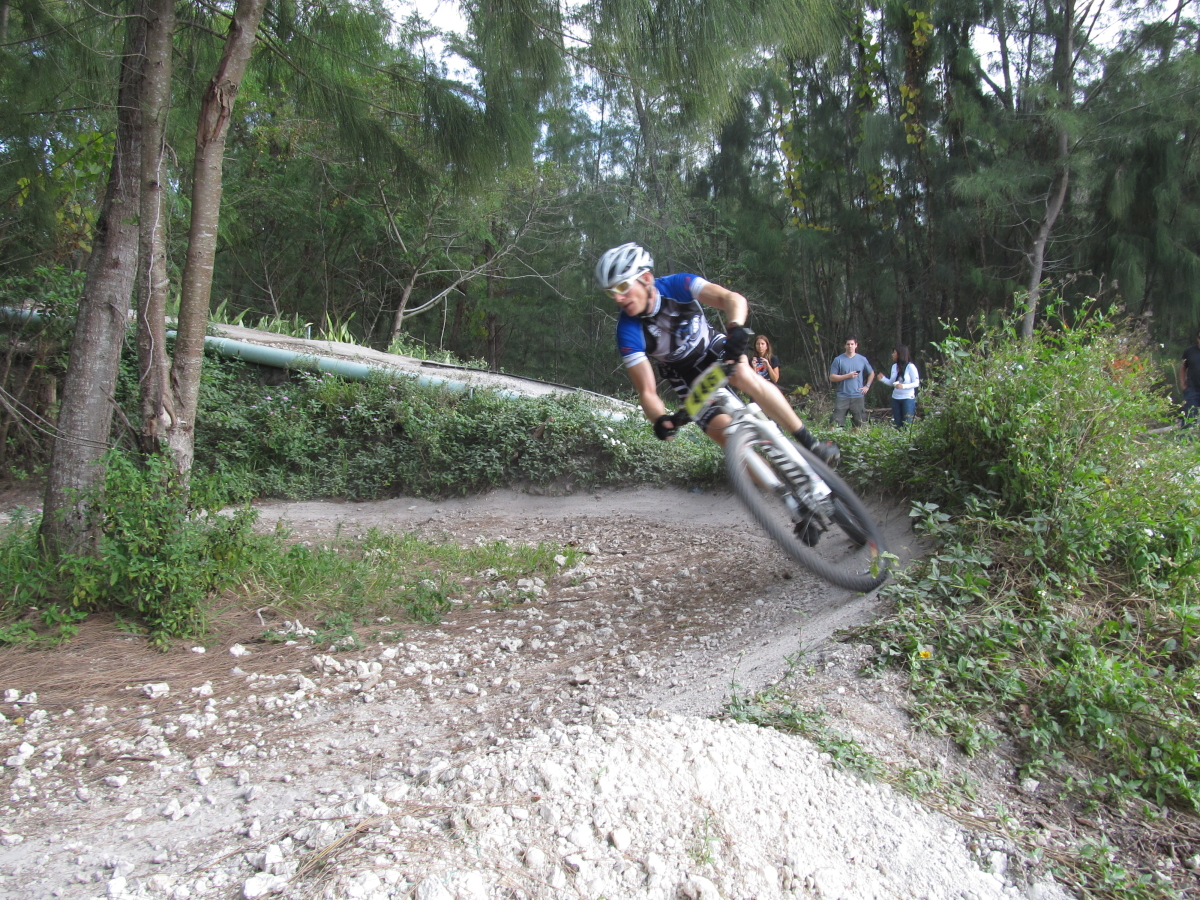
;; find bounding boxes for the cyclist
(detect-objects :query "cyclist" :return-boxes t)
[597,242,839,467]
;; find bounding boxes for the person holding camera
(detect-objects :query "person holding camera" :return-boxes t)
[752,335,780,383]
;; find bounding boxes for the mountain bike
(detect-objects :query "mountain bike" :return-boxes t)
[682,361,890,592]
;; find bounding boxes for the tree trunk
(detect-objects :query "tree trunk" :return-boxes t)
[390,276,418,342]
[632,87,673,268]
[1020,132,1070,338]
[996,3,1013,110]
[137,0,176,451]
[1020,0,1074,339]
[39,5,147,557]
[166,0,268,474]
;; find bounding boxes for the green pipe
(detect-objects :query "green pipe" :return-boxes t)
[195,334,519,398]
[2,307,517,398]
[1,308,629,416]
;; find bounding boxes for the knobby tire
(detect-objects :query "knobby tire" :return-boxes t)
[725,426,889,592]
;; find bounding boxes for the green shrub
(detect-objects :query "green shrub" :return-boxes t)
[855,310,1200,812]
[192,361,723,501]
[0,451,267,646]
[887,313,1172,515]
[0,460,582,646]
[386,332,488,369]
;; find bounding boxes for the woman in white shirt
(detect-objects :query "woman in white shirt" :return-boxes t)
[878,344,919,428]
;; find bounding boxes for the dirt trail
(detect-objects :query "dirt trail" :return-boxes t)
[251,486,920,718]
[0,486,1076,900]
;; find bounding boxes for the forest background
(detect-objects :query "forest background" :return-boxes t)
[4,0,1198,393]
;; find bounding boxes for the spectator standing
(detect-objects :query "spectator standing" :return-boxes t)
[829,337,874,428]
[878,344,920,428]
[1180,329,1200,426]
[752,335,780,383]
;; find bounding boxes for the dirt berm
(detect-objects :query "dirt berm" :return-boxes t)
[0,485,1082,899]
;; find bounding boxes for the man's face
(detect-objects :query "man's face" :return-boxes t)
[844,339,858,356]
[609,271,654,317]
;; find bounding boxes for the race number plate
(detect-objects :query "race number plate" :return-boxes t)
[684,364,728,419]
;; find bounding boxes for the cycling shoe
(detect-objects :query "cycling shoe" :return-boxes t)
[810,441,841,468]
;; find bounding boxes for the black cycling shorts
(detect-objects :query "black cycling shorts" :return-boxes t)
[660,339,727,433]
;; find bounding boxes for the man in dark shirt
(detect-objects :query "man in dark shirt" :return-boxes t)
[1180,329,1200,426]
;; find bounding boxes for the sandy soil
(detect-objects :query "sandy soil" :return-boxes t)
[0,485,1188,899]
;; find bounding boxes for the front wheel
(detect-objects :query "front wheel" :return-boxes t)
[725,426,889,592]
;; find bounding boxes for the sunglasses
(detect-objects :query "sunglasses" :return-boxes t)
[605,280,635,298]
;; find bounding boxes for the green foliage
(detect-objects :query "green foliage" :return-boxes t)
[0,265,84,320]
[0,452,268,646]
[61,453,263,644]
[855,316,1200,812]
[902,312,1173,518]
[0,458,583,646]
[386,332,488,369]
[317,313,358,344]
[192,360,722,501]
[250,312,311,338]
[0,265,85,474]
[1069,838,1184,900]
[251,528,578,630]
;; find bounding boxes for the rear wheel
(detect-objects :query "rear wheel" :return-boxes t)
[725,425,889,592]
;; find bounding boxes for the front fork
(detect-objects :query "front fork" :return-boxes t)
[730,417,832,526]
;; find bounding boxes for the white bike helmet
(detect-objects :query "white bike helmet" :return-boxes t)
[594,242,654,289]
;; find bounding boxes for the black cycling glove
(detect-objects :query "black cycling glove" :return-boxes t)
[723,325,754,362]
[652,409,691,441]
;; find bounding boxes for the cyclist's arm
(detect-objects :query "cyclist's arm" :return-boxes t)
[1182,361,1189,392]
[695,282,748,327]
[627,359,669,422]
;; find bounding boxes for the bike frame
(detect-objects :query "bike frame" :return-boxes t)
[683,362,835,528]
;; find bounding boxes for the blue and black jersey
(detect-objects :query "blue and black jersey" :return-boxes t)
[616,273,727,426]
[616,273,721,373]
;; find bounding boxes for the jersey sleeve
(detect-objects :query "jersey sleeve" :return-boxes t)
[656,273,709,304]
[616,313,647,369]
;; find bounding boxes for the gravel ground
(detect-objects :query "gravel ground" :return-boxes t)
[0,487,1076,900]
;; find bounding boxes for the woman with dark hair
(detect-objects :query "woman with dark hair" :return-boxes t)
[751,335,780,383]
[878,344,919,427]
